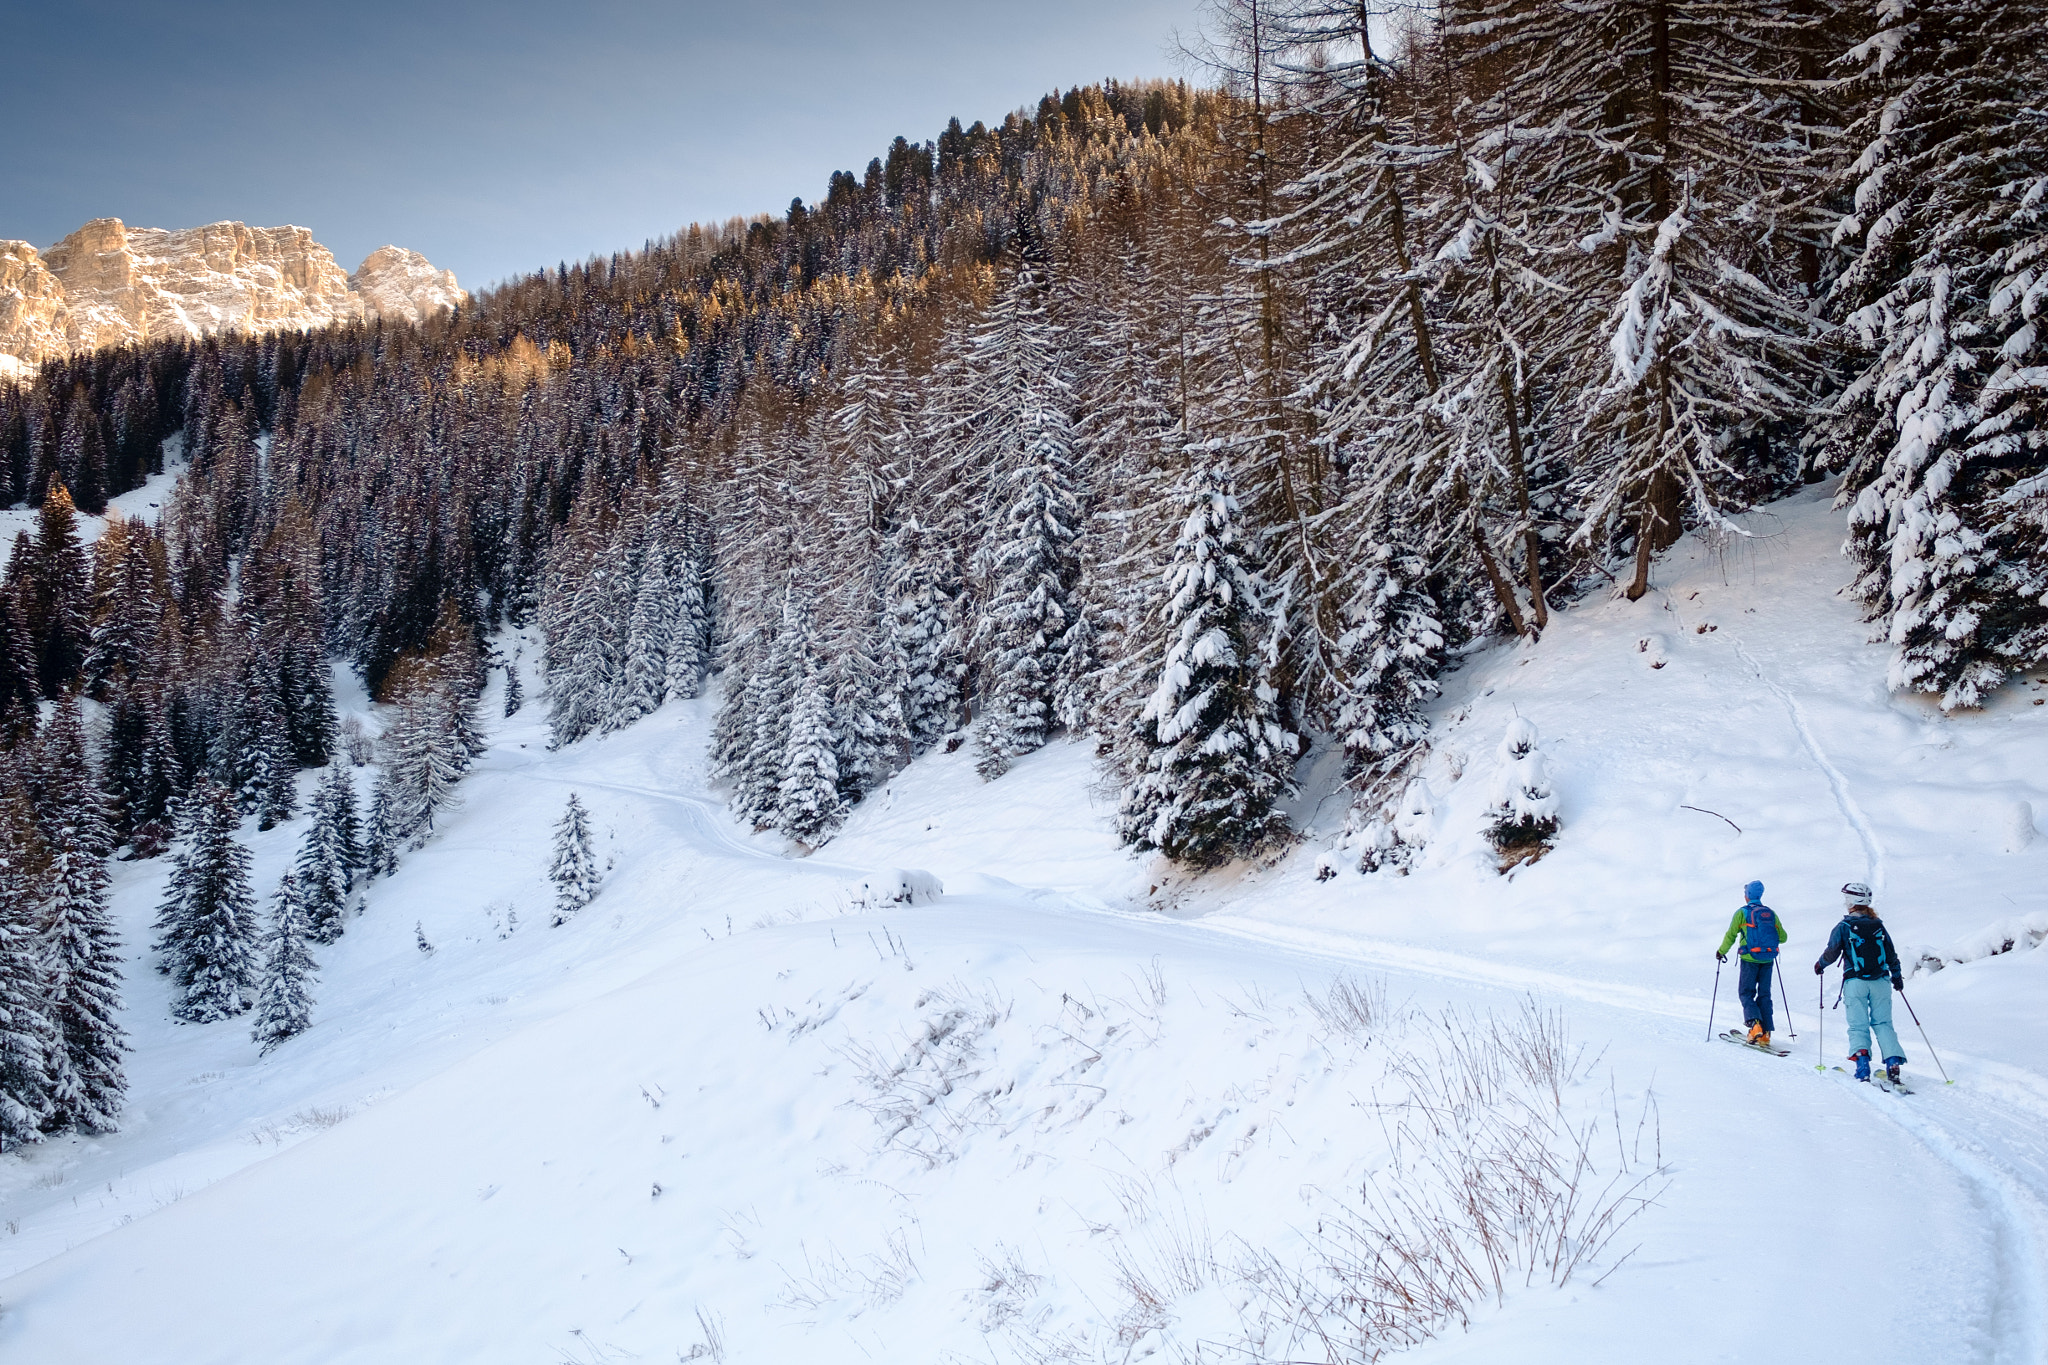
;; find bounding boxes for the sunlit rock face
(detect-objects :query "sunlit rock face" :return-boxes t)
[0,240,68,365]
[350,245,466,327]
[0,218,466,365]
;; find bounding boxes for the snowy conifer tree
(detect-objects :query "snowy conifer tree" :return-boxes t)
[293,813,347,947]
[885,518,961,751]
[250,872,317,1054]
[1332,544,1445,781]
[778,662,846,844]
[363,770,400,880]
[1116,462,1299,866]
[547,793,601,925]
[733,594,810,827]
[967,258,1083,774]
[0,790,57,1148]
[152,780,259,1022]
[661,555,710,702]
[38,805,127,1132]
[381,667,474,849]
[622,547,677,719]
[503,653,524,717]
[313,760,362,891]
[1814,0,2048,707]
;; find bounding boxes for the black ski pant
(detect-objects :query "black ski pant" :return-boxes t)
[1738,958,1776,1032]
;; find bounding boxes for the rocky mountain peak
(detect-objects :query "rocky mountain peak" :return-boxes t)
[0,217,466,370]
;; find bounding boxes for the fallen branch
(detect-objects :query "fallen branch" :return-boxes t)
[1679,805,1741,834]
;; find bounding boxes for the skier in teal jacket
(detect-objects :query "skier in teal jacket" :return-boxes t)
[1717,880,1787,1046]
[1815,882,1907,1084]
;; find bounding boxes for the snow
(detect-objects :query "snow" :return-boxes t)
[0,440,187,572]
[2,482,2047,1363]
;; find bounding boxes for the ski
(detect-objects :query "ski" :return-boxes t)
[1829,1065,1911,1095]
[1720,1029,1791,1057]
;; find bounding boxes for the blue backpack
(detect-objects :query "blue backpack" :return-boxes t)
[1742,904,1781,960]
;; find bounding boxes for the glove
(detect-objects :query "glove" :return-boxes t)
[1813,963,1824,975]
[1716,952,1726,963]
[1892,978,1904,993]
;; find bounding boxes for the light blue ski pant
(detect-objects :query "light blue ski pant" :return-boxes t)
[1842,977,1905,1062]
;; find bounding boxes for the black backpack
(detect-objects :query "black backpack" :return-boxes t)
[1841,915,1891,980]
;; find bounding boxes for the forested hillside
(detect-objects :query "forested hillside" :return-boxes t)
[1,1,2044,1148]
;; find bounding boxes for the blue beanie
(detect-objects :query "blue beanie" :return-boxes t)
[1744,880,1765,903]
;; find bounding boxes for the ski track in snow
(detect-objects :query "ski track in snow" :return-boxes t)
[1188,909,2048,1365]
[1728,632,1888,893]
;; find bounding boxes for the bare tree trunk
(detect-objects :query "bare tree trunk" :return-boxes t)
[1474,522,1530,636]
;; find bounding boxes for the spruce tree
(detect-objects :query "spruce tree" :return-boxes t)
[0,787,56,1148]
[1814,0,2048,708]
[660,555,709,702]
[38,790,128,1132]
[23,482,89,696]
[152,780,259,1022]
[778,663,846,844]
[886,518,961,751]
[1117,461,1298,866]
[622,546,676,719]
[363,770,400,880]
[0,594,38,740]
[503,652,524,717]
[250,872,317,1054]
[314,760,363,891]
[1332,543,1444,783]
[734,594,809,827]
[965,239,1083,778]
[548,792,601,924]
[293,813,348,946]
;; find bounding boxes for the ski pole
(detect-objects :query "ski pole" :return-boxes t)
[1776,962,1797,1037]
[1707,957,1723,1041]
[1815,972,1826,1071]
[1897,989,1953,1085]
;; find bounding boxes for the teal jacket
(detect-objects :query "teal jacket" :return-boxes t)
[1718,905,1788,963]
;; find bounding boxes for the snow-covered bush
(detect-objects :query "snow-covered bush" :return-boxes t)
[1486,719,1559,866]
[861,869,943,905]
[1904,910,2048,979]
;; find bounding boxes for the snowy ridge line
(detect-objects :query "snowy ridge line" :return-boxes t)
[1181,913,1703,1024]
[1728,633,1887,893]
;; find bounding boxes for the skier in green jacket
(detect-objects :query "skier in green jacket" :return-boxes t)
[1717,880,1788,1046]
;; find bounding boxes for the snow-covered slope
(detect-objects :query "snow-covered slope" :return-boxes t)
[0,445,186,570]
[1,483,2044,1364]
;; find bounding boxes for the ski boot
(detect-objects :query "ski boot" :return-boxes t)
[1884,1057,1905,1085]
[1850,1049,1871,1081]
[1746,1021,1766,1045]
[1756,1029,1772,1049]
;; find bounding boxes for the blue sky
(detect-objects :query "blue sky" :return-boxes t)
[3,0,1205,293]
